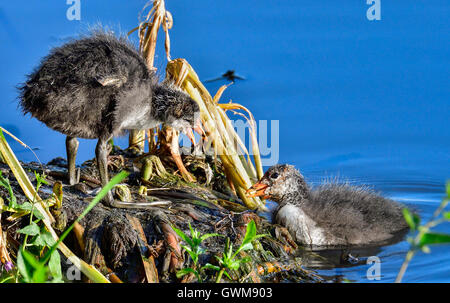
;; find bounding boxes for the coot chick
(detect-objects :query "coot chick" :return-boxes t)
[19,31,200,206]
[247,164,409,248]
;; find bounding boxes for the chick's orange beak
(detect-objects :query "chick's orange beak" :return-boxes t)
[246,181,270,199]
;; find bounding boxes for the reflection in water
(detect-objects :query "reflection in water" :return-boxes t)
[300,229,408,270]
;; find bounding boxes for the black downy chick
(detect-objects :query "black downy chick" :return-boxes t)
[247,164,409,248]
[19,31,200,206]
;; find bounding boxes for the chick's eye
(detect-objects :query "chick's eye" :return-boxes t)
[270,172,279,179]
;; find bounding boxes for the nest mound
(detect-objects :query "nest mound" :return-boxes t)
[0,148,322,283]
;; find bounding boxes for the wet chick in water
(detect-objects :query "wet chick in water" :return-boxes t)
[19,31,201,206]
[248,164,409,248]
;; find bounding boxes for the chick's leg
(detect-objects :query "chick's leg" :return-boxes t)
[66,136,80,185]
[95,137,114,206]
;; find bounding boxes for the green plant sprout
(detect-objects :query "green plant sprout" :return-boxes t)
[173,220,267,283]
[172,222,222,282]
[0,172,62,282]
[0,171,17,208]
[209,220,267,283]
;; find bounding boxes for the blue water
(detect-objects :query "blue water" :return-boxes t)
[0,1,449,282]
